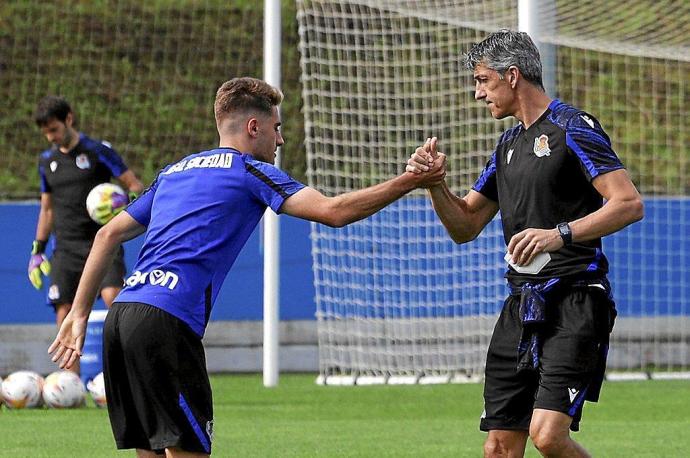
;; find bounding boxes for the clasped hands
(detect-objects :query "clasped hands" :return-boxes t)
[406,137,447,188]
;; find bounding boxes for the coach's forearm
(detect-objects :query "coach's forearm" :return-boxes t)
[569,196,644,243]
[428,183,477,244]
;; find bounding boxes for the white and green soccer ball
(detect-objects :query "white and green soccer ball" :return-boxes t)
[86,182,129,225]
[1,371,44,409]
[42,370,86,409]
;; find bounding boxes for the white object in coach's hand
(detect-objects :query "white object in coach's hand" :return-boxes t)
[505,251,551,275]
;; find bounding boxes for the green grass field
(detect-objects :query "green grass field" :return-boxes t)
[1,374,688,457]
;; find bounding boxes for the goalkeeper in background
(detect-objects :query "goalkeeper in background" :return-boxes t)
[30,96,144,364]
[407,30,643,458]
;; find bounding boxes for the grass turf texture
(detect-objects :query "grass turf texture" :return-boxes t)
[1,375,688,457]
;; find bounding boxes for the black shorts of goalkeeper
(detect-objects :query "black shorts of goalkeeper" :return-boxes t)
[480,282,615,432]
[103,302,213,454]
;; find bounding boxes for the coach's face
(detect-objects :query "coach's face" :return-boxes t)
[473,63,515,120]
[253,105,284,164]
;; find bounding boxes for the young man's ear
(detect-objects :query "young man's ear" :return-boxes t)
[65,112,74,127]
[247,118,259,138]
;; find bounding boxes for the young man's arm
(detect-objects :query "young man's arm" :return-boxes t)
[48,211,146,369]
[507,169,644,265]
[280,162,446,227]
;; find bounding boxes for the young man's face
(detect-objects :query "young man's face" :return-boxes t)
[473,63,514,120]
[39,114,75,149]
[253,105,284,164]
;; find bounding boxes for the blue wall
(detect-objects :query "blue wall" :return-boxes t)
[2,199,688,324]
[0,203,316,323]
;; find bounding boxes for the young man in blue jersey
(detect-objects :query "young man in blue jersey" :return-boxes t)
[31,96,144,373]
[48,77,445,457]
[407,31,643,457]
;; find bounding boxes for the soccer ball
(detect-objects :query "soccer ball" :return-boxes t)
[86,372,107,408]
[42,371,86,408]
[86,182,129,225]
[1,371,44,409]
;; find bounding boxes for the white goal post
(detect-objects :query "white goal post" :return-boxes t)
[295,0,690,385]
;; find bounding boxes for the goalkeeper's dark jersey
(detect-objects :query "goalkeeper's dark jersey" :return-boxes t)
[117,147,305,337]
[38,133,128,251]
[472,99,624,284]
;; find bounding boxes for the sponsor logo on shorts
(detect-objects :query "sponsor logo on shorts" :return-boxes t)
[125,269,179,290]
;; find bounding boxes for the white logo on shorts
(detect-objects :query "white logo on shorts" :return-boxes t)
[206,420,214,442]
[568,387,579,403]
[48,284,60,301]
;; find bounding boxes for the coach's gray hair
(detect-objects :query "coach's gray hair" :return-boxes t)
[464,30,544,90]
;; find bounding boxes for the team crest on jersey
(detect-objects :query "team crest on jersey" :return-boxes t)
[75,153,91,170]
[533,134,551,157]
[50,161,58,172]
[48,284,60,301]
[506,148,514,164]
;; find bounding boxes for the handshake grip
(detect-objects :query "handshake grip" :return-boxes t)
[28,240,51,290]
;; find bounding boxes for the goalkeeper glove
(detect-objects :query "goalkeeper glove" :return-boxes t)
[28,240,51,289]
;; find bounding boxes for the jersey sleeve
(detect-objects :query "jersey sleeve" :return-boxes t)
[471,151,498,202]
[243,157,306,213]
[39,163,50,193]
[565,113,624,181]
[124,172,161,226]
[96,141,128,177]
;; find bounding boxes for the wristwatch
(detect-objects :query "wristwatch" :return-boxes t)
[557,222,573,246]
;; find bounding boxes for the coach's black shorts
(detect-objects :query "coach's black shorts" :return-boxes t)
[103,302,213,454]
[480,285,614,433]
[48,245,125,306]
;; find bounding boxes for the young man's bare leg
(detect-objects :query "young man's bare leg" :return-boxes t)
[484,430,529,458]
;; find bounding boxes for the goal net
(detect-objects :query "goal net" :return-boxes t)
[296,0,690,384]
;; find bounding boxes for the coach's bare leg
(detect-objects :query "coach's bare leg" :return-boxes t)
[484,430,529,458]
[55,302,79,374]
[100,286,121,308]
[166,447,209,457]
[529,409,591,458]
[136,450,159,458]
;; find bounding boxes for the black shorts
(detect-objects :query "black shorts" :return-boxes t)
[48,245,125,306]
[480,286,614,433]
[103,302,213,454]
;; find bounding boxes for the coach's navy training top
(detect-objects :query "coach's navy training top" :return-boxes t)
[38,133,128,250]
[117,147,305,337]
[472,99,624,283]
